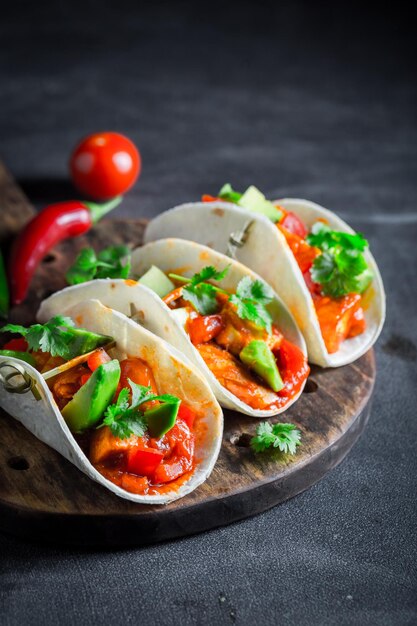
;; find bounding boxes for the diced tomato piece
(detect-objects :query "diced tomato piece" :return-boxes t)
[187,314,224,345]
[121,473,149,494]
[127,447,164,477]
[201,194,222,202]
[177,403,196,429]
[276,339,310,397]
[277,225,319,273]
[87,348,111,371]
[3,338,28,352]
[117,357,158,398]
[280,211,308,238]
[80,372,92,386]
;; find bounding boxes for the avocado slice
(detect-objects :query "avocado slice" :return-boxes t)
[238,186,283,223]
[145,400,180,438]
[0,350,36,366]
[139,265,175,298]
[62,359,121,432]
[239,340,284,392]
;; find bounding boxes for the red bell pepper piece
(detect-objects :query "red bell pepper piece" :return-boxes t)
[177,403,196,429]
[2,337,28,352]
[80,372,92,386]
[201,194,222,202]
[187,314,224,345]
[87,348,111,371]
[127,447,164,477]
[9,197,121,305]
[276,339,310,397]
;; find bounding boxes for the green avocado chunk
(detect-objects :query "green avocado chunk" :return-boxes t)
[62,359,121,433]
[139,265,175,298]
[0,350,36,366]
[145,400,180,438]
[239,340,284,392]
[238,186,283,222]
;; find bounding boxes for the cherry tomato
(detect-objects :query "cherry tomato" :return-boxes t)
[276,339,310,397]
[70,132,141,200]
[280,212,308,238]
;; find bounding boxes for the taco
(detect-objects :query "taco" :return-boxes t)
[38,240,309,417]
[0,299,222,504]
[143,185,385,367]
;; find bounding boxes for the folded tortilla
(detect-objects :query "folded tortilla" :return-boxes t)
[38,240,307,417]
[0,299,223,504]
[143,200,385,367]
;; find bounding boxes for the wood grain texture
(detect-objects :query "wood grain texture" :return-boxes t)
[0,161,376,547]
[0,161,35,244]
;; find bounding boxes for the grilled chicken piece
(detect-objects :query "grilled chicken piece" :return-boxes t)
[197,342,277,410]
[214,301,282,356]
[314,293,364,353]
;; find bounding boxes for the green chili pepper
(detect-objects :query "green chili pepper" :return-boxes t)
[0,249,10,319]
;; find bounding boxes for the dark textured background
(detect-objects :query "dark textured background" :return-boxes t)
[1,2,416,625]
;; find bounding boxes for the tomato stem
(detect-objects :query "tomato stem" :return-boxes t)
[84,196,123,223]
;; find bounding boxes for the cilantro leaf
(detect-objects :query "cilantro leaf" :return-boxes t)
[218,183,242,204]
[250,422,301,455]
[306,222,368,252]
[182,265,230,315]
[189,265,230,286]
[306,223,373,298]
[100,381,180,440]
[1,316,110,360]
[311,250,373,298]
[66,245,131,285]
[229,277,274,332]
[183,283,220,315]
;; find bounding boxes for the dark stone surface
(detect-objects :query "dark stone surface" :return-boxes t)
[0,2,416,624]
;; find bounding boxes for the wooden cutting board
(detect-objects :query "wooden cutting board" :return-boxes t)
[0,161,375,547]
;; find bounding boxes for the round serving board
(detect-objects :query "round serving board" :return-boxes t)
[0,161,375,547]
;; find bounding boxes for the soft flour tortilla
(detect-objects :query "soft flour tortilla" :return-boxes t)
[143,200,385,367]
[38,239,307,417]
[0,299,223,504]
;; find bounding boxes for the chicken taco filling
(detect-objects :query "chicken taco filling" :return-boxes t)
[203,185,373,354]
[138,264,309,410]
[1,317,198,495]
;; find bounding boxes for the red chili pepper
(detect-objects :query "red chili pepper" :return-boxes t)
[9,197,121,305]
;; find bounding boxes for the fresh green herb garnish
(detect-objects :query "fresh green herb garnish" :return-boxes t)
[66,245,131,285]
[250,422,301,455]
[229,276,274,333]
[307,223,373,298]
[182,265,230,315]
[100,380,180,440]
[1,316,110,360]
[177,265,274,330]
[306,222,368,252]
[218,183,243,203]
